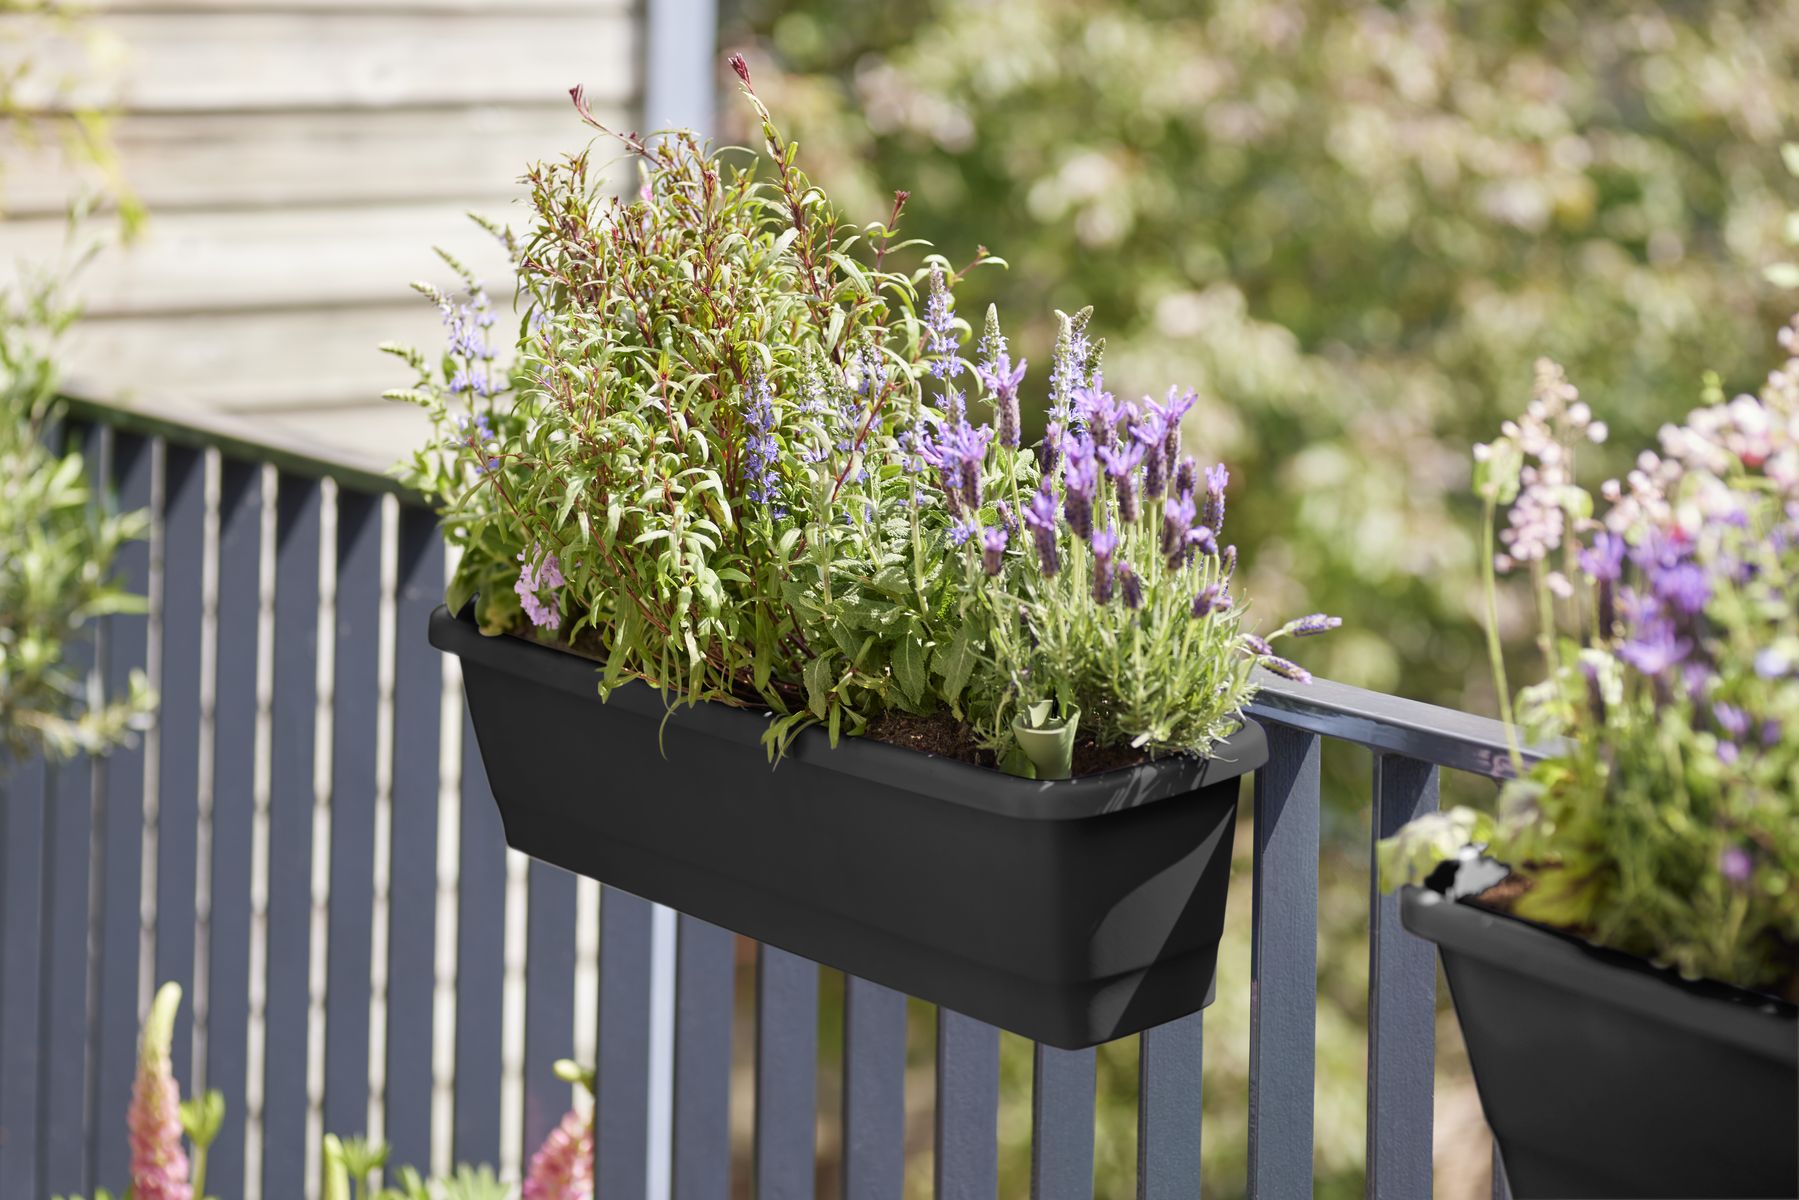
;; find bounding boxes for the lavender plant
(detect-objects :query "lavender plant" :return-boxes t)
[1382,323,1799,995]
[394,57,1333,768]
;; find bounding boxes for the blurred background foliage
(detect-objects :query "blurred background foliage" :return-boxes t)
[715,1,1799,1196]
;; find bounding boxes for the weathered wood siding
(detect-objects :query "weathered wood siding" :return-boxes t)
[2,0,640,454]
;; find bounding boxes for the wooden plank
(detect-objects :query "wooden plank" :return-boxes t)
[672,915,733,1200]
[0,203,520,318]
[523,861,579,1162]
[261,473,321,1195]
[0,758,49,1200]
[155,443,206,1088]
[1136,1016,1201,1200]
[1,105,628,216]
[934,1010,998,1200]
[323,489,381,1137]
[1367,754,1439,1199]
[841,976,906,1200]
[452,704,506,1168]
[203,458,261,1199]
[382,507,442,1172]
[1248,725,1319,1199]
[755,945,818,1200]
[1030,1043,1094,1200]
[92,429,152,1189]
[8,11,638,114]
[595,888,653,1197]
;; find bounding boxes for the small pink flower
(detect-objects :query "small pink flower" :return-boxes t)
[522,1107,593,1200]
[130,984,192,1200]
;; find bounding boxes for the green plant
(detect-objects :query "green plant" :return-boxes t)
[393,56,1328,766]
[1383,326,1799,994]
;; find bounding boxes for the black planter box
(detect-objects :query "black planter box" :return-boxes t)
[1402,884,1799,1199]
[431,605,1266,1048]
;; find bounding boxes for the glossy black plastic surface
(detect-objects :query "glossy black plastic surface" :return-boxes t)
[431,605,1267,1048]
[1403,885,1799,1199]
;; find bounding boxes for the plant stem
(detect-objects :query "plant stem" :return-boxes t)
[1482,496,1526,775]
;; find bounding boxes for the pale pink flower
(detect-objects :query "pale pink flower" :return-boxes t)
[522,1108,593,1200]
[129,983,192,1200]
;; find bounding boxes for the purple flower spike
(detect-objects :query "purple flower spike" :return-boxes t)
[1191,582,1231,618]
[1282,613,1342,638]
[1039,422,1065,476]
[1063,442,1099,540]
[1132,409,1168,495]
[1619,619,1690,677]
[1173,455,1199,499]
[1163,493,1197,566]
[981,525,1008,575]
[1221,544,1238,578]
[1119,561,1144,610]
[975,353,1028,450]
[1261,655,1313,684]
[1024,484,1061,577]
[1089,526,1119,604]
[1713,702,1751,740]
[742,368,786,517]
[1102,441,1146,522]
[1578,531,1626,582]
[948,517,980,547]
[1203,463,1229,535]
[925,267,960,380]
[1152,387,1195,469]
[1241,632,1274,657]
[1653,562,1710,616]
[1184,523,1218,562]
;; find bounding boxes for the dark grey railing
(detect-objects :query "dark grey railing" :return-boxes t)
[0,395,1516,1200]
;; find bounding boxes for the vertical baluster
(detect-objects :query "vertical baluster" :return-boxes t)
[206,459,261,1198]
[1031,1043,1095,1200]
[0,759,49,1199]
[385,507,443,1171]
[1368,753,1438,1198]
[1248,725,1319,1198]
[453,704,506,1168]
[933,1010,997,1200]
[596,886,653,1196]
[673,914,733,1200]
[841,976,906,1200]
[92,430,152,1188]
[1136,1014,1202,1200]
[522,860,578,1160]
[156,444,206,1087]
[262,473,322,1194]
[324,491,381,1138]
[756,945,818,1200]
[42,757,93,1197]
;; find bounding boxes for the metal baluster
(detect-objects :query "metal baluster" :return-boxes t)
[1031,1043,1095,1200]
[842,976,906,1200]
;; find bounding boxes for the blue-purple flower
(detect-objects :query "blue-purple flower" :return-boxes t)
[1191,582,1231,618]
[1119,561,1144,610]
[1089,527,1119,604]
[1203,463,1229,535]
[981,525,1008,576]
[742,368,785,517]
[1063,441,1099,541]
[1024,485,1061,577]
[975,353,1027,449]
[925,267,959,379]
[1280,613,1343,638]
[1720,845,1754,885]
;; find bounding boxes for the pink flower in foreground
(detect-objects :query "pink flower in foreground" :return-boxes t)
[522,1107,593,1200]
[129,983,192,1200]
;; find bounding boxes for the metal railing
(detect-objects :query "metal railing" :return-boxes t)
[0,396,1520,1200]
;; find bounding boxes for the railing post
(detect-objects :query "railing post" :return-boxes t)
[1248,723,1319,1199]
[1367,753,1439,1197]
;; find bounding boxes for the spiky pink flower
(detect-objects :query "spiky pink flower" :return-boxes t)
[130,984,192,1200]
[523,1108,594,1200]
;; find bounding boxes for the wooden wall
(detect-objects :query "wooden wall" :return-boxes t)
[1,0,640,456]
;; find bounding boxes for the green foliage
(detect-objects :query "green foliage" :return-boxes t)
[0,279,152,770]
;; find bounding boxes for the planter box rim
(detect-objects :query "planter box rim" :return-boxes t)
[1401,884,1797,1062]
[430,603,1267,821]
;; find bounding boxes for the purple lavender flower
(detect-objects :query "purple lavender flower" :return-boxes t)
[1183,524,1218,562]
[1049,320,1092,422]
[1131,410,1168,496]
[948,517,980,547]
[920,420,993,515]
[1191,582,1232,618]
[1063,441,1099,541]
[741,368,786,517]
[1038,422,1065,476]
[1241,632,1274,657]
[981,524,1008,575]
[975,353,1027,450]
[1100,441,1146,521]
[1713,702,1751,739]
[1173,456,1199,499]
[1755,648,1790,679]
[1203,463,1229,535]
[1221,544,1238,578]
[1762,718,1783,747]
[1578,531,1626,581]
[925,267,959,380]
[1652,561,1710,616]
[1152,387,1195,470]
[1024,484,1061,577]
[1618,619,1690,677]
[994,499,1017,534]
[1089,527,1119,604]
[1074,383,1127,449]
[1281,613,1343,637]
[1119,561,1144,610]
[516,546,565,632]
[1163,493,1197,567]
[1720,845,1754,885]
[1261,655,1313,684]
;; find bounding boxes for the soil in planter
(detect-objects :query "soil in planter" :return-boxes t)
[1469,871,1799,1004]
[864,711,1155,777]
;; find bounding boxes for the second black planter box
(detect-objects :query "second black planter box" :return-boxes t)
[432,605,1267,1049]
